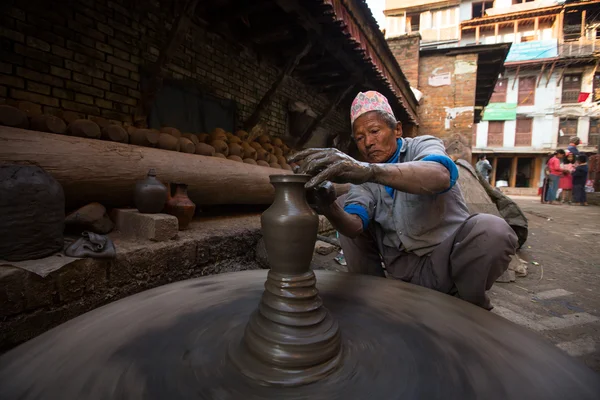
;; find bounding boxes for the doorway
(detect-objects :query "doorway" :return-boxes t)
[495,158,512,186]
[516,157,534,187]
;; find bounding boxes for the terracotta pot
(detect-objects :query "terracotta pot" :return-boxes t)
[164,183,196,230]
[261,174,318,275]
[134,169,168,214]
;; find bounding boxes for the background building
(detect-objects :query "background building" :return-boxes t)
[385,0,600,194]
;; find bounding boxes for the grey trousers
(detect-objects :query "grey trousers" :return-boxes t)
[338,211,517,310]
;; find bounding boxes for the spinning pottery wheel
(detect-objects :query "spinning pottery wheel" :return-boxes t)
[1,176,599,399]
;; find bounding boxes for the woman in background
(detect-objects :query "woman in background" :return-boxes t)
[559,152,575,203]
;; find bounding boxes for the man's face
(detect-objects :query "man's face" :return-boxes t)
[352,112,402,163]
[557,153,565,159]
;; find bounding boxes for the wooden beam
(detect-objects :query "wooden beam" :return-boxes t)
[244,41,312,131]
[273,0,418,123]
[581,10,587,38]
[536,63,546,87]
[491,157,498,187]
[476,26,480,44]
[509,156,519,188]
[534,17,539,40]
[494,23,499,43]
[557,68,566,86]
[545,61,556,87]
[512,66,520,90]
[514,20,518,41]
[296,84,356,147]
[134,0,199,127]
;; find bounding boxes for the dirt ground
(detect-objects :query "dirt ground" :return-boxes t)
[313,196,600,373]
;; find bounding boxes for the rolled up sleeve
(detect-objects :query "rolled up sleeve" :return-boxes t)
[411,136,458,193]
[343,184,375,230]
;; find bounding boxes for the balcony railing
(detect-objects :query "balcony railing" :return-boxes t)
[558,39,600,58]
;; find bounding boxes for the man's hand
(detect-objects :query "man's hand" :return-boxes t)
[306,181,337,214]
[288,148,374,189]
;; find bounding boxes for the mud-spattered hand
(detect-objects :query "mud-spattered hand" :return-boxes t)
[287,148,374,189]
[306,181,337,214]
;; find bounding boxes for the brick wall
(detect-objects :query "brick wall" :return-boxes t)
[417,52,477,144]
[0,0,349,138]
[387,33,420,89]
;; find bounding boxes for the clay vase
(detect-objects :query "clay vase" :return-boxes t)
[134,169,168,214]
[261,174,319,274]
[164,183,196,230]
[230,174,341,387]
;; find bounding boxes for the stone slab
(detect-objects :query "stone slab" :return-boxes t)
[111,209,178,241]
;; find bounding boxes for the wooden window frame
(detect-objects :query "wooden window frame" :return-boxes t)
[489,78,508,103]
[487,121,505,147]
[515,117,533,146]
[518,76,536,106]
[561,74,582,104]
[558,118,577,145]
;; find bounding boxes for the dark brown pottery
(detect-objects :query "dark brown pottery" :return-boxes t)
[230,174,342,387]
[134,169,168,214]
[164,183,196,230]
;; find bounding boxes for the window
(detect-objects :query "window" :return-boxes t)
[487,121,505,147]
[521,35,535,42]
[489,78,508,103]
[558,118,577,145]
[590,118,600,146]
[562,74,581,104]
[515,118,533,146]
[518,77,536,106]
[472,1,494,19]
[407,12,420,33]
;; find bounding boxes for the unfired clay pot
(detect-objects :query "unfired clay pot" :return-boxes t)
[134,169,168,214]
[165,183,196,230]
[261,174,318,274]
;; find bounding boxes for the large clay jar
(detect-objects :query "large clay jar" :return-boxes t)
[261,174,318,274]
[0,165,64,261]
[164,183,196,230]
[134,169,168,214]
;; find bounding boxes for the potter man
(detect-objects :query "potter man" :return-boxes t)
[289,91,517,310]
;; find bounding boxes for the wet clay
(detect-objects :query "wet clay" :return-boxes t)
[229,175,342,386]
[1,270,598,399]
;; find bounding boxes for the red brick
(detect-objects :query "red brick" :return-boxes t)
[92,78,110,90]
[113,48,130,61]
[96,42,113,55]
[0,62,12,74]
[27,81,51,95]
[67,20,106,42]
[11,89,59,106]
[66,40,105,61]
[66,80,104,97]
[64,60,104,79]
[26,36,50,52]
[106,73,137,89]
[14,43,63,66]
[52,45,74,59]
[101,109,131,122]
[113,65,129,77]
[75,93,94,105]
[0,26,25,43]
[105,92,136,106]
[107,55,137,72]
[53,87,74,100]
[95,98,113,109]
[97,22,114,37]
[15,67,64,87]
[73,72,93,85]
[50,65,71,79]
[0,75,24,88]
[61,100,100,115]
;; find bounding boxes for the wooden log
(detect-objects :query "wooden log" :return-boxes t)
[0,105,29,128]
[257,160,270,167]
[101,125,128,143]
[158,133,180,151]
[67,119,101,139]
[30,115,67,134]
[229,143,244,157]
[273,147,283,157]
[0,127,292,209]
[210,128,227,142]
[263,143,275,154]
[179,137,195,154]
[256,148,269,162]
[243,146,257,160]
[249,142,263,151]
[197,133,209,143]
[243,158,257,165]
[130,129,159,147]
[213,152,227,159]
[89,116,110,129]
[59,111,82,124]
[235,130,249,141]
[272,137,283,147]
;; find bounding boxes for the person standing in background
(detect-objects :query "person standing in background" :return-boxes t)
[567,137,581,156]
[572,155,589,206]
[545,150,565,204]
[559,152,575,203]
[475,154,492,182]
